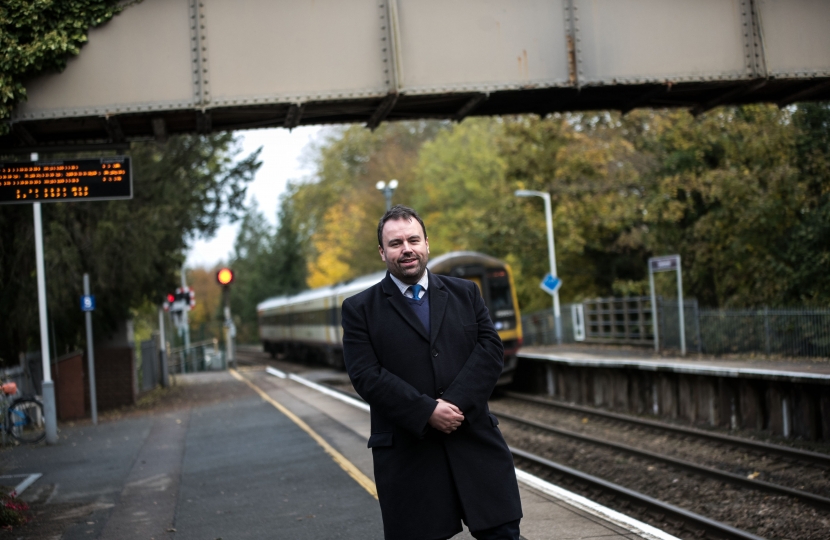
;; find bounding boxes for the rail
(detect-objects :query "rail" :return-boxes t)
[510,447,765,540]
[497,411,830,510]
[504,392,830,467]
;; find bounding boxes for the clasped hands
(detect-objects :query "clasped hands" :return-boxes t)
[428,398,464,434]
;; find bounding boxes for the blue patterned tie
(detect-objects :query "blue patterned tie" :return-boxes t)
[410,284,423,300]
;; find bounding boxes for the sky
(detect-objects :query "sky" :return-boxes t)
[185,126,322,269]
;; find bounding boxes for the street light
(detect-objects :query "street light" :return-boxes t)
[515,189,563,345]
[376,179,399,211]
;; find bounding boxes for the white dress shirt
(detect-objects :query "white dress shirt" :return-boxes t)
[389,271,429,299]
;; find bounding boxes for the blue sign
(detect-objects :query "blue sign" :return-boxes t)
[81,295,96,312]
[540,273,562,296]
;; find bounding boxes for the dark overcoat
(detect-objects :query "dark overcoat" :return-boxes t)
[341,271,522,540]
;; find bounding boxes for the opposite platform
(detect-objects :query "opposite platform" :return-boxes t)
[515,345,830,441]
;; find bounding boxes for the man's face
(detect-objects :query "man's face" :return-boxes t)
[379,217,429,284]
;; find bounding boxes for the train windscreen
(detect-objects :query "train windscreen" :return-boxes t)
[487,270,516,331]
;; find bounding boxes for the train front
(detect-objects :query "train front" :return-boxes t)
[428,252,523,385]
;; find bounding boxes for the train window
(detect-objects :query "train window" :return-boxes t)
[488,278,514,314]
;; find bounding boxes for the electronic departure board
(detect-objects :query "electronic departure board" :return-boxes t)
[0,157,132,205]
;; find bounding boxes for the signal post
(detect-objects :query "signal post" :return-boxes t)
[216,268,236,369]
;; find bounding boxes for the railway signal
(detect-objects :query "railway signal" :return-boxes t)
[163,288,195,314]
[216,267,236,369]
[217,267,234,286]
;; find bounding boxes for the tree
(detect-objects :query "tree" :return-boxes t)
[634,106,803,307]
[270,104,829,316]
[0,133,261,366]
[227,194,308,343]
[0,0,125,133]
[779,102,830,306]
[187,266,224,343]
[293,122,446,284]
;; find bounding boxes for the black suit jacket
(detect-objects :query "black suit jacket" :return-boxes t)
[342,271,522,540]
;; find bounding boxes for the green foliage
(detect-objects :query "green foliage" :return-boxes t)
[779,103,830,305]
[228,195,307,343]
[0,133,260,365]
[291,122,447,286]
[0,0,124,133]
[278,103,829,314]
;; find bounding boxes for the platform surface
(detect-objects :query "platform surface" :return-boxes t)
[1,367,664,539]
[520,345,830,383]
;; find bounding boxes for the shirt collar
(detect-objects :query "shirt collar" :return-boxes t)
[389,271,429,297]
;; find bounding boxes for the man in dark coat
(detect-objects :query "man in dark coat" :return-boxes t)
[341,205,523,540]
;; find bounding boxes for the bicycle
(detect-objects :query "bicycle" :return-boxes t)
[1,381,46,444]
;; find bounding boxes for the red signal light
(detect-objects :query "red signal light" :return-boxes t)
[167,293,175,303]
[217,267,234,286]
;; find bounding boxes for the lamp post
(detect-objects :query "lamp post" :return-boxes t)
[515,189,562,345]
[376,179,399,211]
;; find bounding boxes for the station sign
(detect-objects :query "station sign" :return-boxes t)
[540,273,562,296]
[649,255,680,273]
[80,295,96,312]
[0,157,132,205]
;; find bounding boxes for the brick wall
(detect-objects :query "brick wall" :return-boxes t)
[53,351,85,421]
[84,347,136,412]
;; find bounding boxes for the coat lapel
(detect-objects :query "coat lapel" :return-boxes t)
[428,272,448,346]
[382,273,429,341]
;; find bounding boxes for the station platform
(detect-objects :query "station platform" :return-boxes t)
[518,345,830,383]
[514,345,830,441]
[1,365,675,540]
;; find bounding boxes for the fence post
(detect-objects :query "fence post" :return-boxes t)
[764,307,771,356]
[694,299,702,354]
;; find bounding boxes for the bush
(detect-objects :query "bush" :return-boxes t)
[0,491,30,528]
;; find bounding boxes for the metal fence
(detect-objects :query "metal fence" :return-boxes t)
[698,308,830,357]
[168,339,226,374]
[522,308,576,347]
[522,301,830,358]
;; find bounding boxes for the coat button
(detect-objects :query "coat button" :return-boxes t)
[432,349,438,357]
[437,387,444,396]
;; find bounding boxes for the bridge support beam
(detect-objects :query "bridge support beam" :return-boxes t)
[104,116,125,143]
[366,93,399,131]
[152,118,167,143]
[454,93,488,123]
[778,80,830,108]
[691,80,768,117]
[284,104,305,130]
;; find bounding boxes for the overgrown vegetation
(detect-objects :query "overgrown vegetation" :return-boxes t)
[268,104,828,315]
[0,0,125,133]
[0,134,260,365]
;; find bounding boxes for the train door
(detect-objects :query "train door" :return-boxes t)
[448,264,491,307]
[485,269,518,335]
[467,276,483,297]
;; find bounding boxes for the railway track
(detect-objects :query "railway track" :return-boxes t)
[495,409,830,510]
[493,393,830,539]
[503,391,830,467]
[510,447,765,540]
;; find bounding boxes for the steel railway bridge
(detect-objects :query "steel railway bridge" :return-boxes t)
[2,0,829,151]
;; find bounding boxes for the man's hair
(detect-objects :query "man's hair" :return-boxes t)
[377,205,428,247]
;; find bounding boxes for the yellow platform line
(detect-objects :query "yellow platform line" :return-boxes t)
[229,369,378,499]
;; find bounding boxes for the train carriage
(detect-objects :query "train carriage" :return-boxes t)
[258,251,523,385]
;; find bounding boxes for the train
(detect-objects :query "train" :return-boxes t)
[257,251,523,385]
